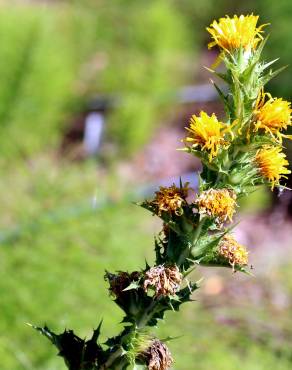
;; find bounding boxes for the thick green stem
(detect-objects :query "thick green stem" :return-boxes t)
[101,347,124,369]
[115,357,129,370]
[177,217,207,266]
[136,299,159,329]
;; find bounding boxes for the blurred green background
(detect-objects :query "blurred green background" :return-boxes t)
[1,1,292,369]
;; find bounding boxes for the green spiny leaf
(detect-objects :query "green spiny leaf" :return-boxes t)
[260,65,288,86]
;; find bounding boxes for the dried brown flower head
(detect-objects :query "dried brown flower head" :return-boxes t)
[144,339,173,370]
[218,234,248,269]
[143,265,182,297]
[105,271,141,297]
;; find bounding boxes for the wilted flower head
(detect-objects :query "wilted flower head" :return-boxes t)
[152,183,190,216]
[207,14,266,52]
[105,271,141,298]
[184,111,229,161]
[218,234,248,269]
[255,146,291,190]
[254,94,292,142]
[196,188,237,225]
[143,265,182,297]
[143,339,173,370]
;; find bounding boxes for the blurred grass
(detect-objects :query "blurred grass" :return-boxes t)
[0,6,79,161]
[0,1,192,161]
[0,157,291,370]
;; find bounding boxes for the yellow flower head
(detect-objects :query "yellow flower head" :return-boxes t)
[152,183,190,216]
[218,234,248,268]
[255,146,291,189]
[207,14,267,52]
[184,111,230,161]
[196,188,237,225]
[254,94,292,142]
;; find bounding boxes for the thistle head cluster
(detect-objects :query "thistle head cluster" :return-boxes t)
[184,15,291,192]
[35,14,291,370]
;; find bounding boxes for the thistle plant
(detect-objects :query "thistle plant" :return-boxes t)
[33,14,291,370]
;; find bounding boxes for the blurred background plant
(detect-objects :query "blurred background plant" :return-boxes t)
[0,0,292,369]
[0,0,192,161]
